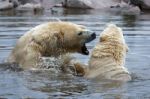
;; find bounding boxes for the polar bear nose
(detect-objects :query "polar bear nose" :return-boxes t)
[91,33,96,39]
[85,32,96,43]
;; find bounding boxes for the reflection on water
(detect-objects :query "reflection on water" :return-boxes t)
[0,7,150,99]
[122,14,138,27]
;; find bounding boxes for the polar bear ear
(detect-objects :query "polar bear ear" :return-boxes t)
[54,18,62,22]
[100,35,106,42]
[78,25,86,29]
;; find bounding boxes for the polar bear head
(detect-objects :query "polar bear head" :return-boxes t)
[99,23,125,44]
[53,22,96,55]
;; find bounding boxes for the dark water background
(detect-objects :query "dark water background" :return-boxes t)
[0,2,150,99]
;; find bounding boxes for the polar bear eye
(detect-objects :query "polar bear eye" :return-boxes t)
[78,32,83,36]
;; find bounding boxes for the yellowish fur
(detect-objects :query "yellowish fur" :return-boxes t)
[82,24,131,81]
[7,22,94,69]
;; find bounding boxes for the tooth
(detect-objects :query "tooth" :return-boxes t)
[86,50,89,54]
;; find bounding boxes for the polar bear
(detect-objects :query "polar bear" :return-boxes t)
[69,24,131,81]
[84,23,131,81]
[7,22,96,69]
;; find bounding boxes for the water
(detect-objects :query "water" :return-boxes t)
[0,7,150,99]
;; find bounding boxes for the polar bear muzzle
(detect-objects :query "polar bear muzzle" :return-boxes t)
[85,33,96,43]
[81,32,96,55]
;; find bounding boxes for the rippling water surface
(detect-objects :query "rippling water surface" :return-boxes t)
[0,7,150,99]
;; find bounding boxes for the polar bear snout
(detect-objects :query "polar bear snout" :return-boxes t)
[78,31,96,55]
[91,33,96,39]
[85,32,96,43]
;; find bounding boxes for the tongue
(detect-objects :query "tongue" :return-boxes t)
[81,44,89,55]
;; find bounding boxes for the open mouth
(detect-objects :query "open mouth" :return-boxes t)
[81,33,96,55]
[81,44,89,55]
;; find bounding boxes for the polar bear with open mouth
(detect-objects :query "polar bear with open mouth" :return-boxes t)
[7,21,96,69]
